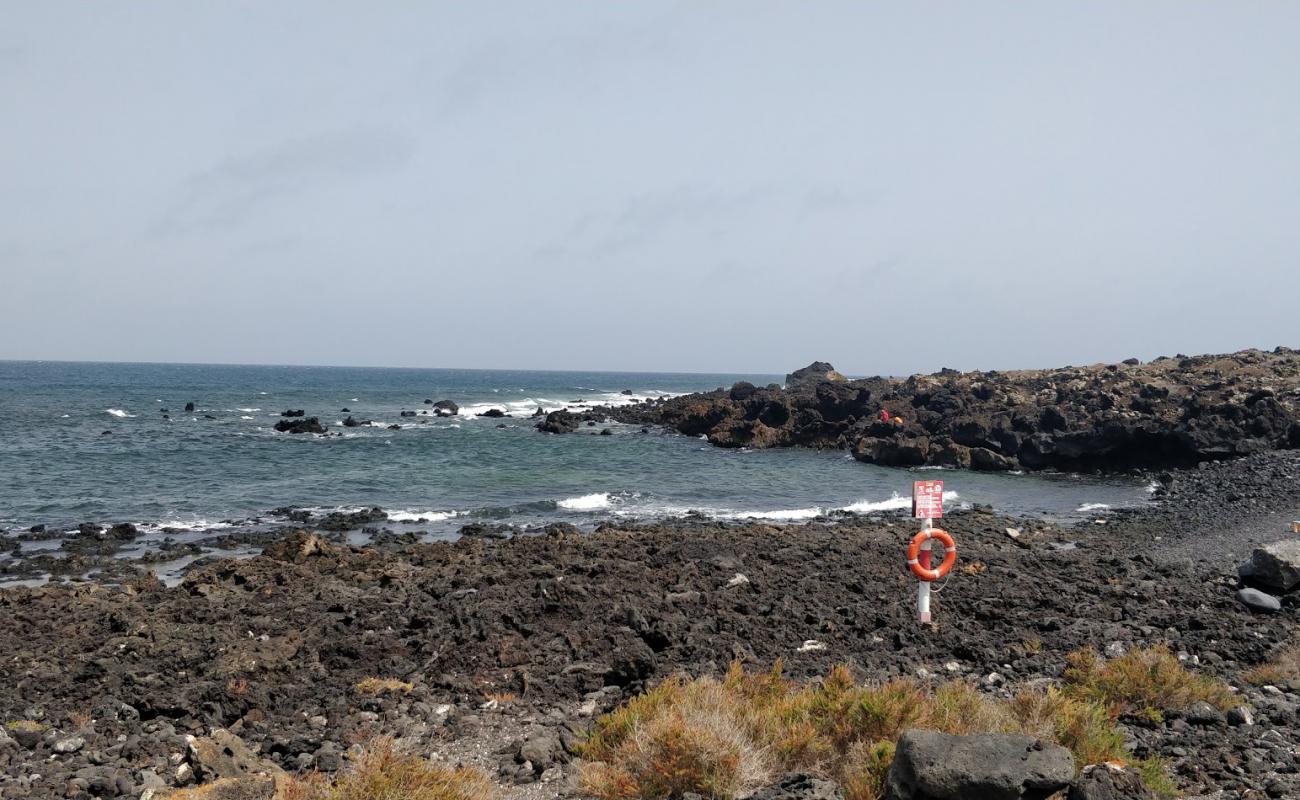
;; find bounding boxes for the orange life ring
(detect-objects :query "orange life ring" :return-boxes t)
[907,528,956,582]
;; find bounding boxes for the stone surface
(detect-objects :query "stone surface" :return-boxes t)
[1240,540,1300,591]
[748,772,845,800]
[1067,764,1155,800]
[886,730,1075,800]
[1236,588,1282,612]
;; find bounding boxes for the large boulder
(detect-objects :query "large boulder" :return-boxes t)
[886,730,1074,800]
[1239,540,1300,591]
[433,400,459,417]
[785,361,847,388]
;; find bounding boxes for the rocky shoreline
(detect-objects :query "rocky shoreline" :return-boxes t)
[3,451,1300,799]
[592,348,1300,474]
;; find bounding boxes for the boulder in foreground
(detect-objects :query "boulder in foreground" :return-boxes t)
[1239,540,1300,591]
[886,730,1074,800]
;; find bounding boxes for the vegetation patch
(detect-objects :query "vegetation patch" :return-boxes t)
[1243,644,1300,686]
[1063,646,1234,718]
[353,677,414,697]
[277,738,493,800]
[579,662,1138,800]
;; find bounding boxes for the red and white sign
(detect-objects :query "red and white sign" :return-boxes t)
[912,480,944,519]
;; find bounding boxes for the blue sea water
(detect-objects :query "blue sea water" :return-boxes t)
[0,360,1153,538]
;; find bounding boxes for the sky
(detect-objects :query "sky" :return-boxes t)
[1,2,1298,376]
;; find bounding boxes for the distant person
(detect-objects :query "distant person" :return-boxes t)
[879,409,890,422]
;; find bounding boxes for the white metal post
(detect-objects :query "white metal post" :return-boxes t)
[917,516,933,624]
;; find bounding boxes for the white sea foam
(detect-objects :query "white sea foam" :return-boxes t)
[237,408,260,412]
[727,507,824,521]
[240,415,255,420]
[387,510,459,523]
[106,408,135,418]
[1076,502,1111,513]
[558,492,613,511]
[839,491,961,514]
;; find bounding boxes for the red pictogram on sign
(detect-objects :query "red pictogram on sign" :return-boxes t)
[912,480,944,518]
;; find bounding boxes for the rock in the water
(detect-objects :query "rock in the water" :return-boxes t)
[342,415,367,428]
[1068,763,1154,800]
[1236,587,1282,613]
[478,408,507,418]
[184,402,196,412]
[887,730,1074,800]
[785,361,847,388]
[433,400,459,417]
[537,410,581,434]
[273,417,325,434]
[280,409,305,417]
[748,773,845,800]
[1239,540,1300,591]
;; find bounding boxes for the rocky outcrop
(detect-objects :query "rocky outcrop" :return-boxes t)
[886,730,1075,800]
[610,348,1300,472]
[785,361,847,388]
[273,417,325,435]
[432,400,459,417]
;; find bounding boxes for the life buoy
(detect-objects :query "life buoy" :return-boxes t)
[907,528,956,582]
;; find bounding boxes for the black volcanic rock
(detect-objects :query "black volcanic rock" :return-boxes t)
[605,349,1300,473]
[785,361,847,388]
[274,417,325,434]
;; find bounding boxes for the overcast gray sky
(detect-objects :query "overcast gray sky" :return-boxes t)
[2,2,1297,376]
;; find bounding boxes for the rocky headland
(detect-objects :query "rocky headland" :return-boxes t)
[597,348,1300,473]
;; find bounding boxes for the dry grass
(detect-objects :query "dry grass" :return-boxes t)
[353,677,414,698]
[579,662,1133,800]
[276,738,494,800]
[3,720,46,733]
[482,692,517,705]
[1063,646,1234,719]
[1243,645,1300,686]
[961,561,987,576]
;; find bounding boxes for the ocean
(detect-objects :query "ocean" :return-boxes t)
[0,360,1153,540]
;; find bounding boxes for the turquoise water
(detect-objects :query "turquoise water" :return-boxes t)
[0,360,1153,537]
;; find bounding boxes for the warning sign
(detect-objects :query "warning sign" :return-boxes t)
[912,480,944,519]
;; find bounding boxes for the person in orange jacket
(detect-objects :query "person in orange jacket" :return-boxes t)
[879,409,891,422]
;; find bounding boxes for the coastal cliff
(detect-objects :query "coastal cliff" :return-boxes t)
[609,347,1300,472]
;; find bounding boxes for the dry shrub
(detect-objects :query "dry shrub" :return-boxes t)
[1063,646,1233,717]
[1006,687,1126,767]
[276,738,493,800]
[353,678,413,698]
[579,662,1140,800]
[1243,645,1300,686]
